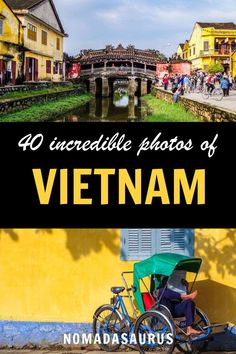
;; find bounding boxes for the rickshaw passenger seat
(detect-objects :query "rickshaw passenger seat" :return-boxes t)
[111,287,125,294]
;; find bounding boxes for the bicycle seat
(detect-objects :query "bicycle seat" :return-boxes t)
[111,287,125,294]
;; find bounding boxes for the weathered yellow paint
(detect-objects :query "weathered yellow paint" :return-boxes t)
[0,0,66,82]
[233,52,236,79]
[0,0,23,77]
[0,229,235,325]
[16,13,64,81]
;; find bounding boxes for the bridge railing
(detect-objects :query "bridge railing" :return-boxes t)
[80,67,156,77]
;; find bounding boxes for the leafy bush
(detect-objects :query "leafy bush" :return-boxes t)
[208,63,224,73]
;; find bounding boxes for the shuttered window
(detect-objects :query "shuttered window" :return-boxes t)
[27,23,37,41]
[0,19,3,35]
[46,60,51,74]
[42,30,47,45]
[203,41,209,51]
[121,229,194,261]
[56,38,60,50]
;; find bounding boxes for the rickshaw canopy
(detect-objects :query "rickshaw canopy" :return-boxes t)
[133,253,202,313]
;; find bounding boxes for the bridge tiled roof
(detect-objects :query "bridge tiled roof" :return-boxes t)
[77,46,165,65]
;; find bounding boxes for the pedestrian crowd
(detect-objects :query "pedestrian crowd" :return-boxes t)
[155,72,236,102]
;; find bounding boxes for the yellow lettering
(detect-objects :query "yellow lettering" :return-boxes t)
[174,169,205,204]
[32,169,57,205]
[73,169,92,205]
[119,169,142,204]
[94,169,116,205]
[60,169,68,205]
[145,169,170,204]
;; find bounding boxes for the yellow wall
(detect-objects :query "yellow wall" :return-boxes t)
[0,0,22,47]
[17,14,64,81]
[195,229,236,324]
[176,45,183,59]
[182,23,236,73]
[233,52,236,78]
[0,229,235,325]
[0,0,23,75]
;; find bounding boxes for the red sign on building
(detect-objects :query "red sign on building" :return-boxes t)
[67,63,81,79]
[156,62,191,77]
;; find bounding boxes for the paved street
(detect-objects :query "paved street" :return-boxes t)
[187,90,236,113]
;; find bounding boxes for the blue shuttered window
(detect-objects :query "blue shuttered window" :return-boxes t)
[0,20,3,35]
[121,229,194,261]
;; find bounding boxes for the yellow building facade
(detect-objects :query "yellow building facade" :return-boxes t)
[177,22,236,77]
[0,228,235,346]
[5,0,67,82]
[176,43,184,59]
[0,0,23,84]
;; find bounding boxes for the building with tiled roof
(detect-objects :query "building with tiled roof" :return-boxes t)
[4,0,67,81]
[0,0,24,84]
[176,22,236,76]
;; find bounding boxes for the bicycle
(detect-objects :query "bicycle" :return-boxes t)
[93,254,217,354]
[202,87,224,101]
[93,273,175,353]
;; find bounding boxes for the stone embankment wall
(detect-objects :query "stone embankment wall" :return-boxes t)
[152,87,236,122]
[0,82,72,96]
[0,88,79,114]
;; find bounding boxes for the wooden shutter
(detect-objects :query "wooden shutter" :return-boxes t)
[0,59,3,84]
[203,41,209,51]
[46,60,51,74]
[11,61,16,84]
[59,63,63,75]
[25,57,30,81]
[56,38,60,50]
[34,59,38,81]
[121,229,194,260]
[42,30,47,45]
[0,19,3,35]
[0,59,3,72]
[121,229,155,260]
[28,23,37,41]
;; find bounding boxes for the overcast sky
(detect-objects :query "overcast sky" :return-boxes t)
[55,0,236,57]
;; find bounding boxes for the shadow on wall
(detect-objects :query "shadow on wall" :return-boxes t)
[195,229,236,278]
[0,228,120,261]
[195,229,236,324]
[65,229,120,260]
[196,279,236,324]
[36,228,120,261]
[0,229,19,241]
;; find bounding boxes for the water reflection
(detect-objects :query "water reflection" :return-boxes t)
[55,94,148,122]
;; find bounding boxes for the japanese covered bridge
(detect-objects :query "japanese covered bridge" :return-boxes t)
[76,44,165,96]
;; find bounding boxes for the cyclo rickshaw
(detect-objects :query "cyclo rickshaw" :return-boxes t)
[93,253,213,354]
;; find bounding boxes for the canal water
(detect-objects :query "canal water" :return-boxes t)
[54,95,150,122]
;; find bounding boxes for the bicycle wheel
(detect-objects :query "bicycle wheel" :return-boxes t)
[175,308,210,354]
[202,89,209,100]
[213,88,224,101]
[93,304,123,351]
[134,310,175,354]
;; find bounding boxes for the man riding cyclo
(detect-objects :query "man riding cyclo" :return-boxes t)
[153,270,202,337]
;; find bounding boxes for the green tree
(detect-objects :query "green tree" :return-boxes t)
[166,64,173,73]
[208,63,224,73]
